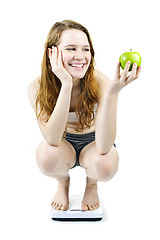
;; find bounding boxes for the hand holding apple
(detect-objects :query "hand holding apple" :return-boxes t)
[119,49,141,71]
[108,60,141,94]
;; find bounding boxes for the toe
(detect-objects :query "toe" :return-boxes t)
[89,205,94,211]
[93,204,97,209]
[51,202,56,208]
[56,204,62,210]
[96,202,100,208]
[94,202,100,209]
[61,203,69,211]
[81,203,89,211]
[54,203,59,209]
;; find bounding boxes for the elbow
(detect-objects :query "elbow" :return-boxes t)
[45,136,61,147]
[47,141,59,147]
[96,140,116,155]
[95,132,116,155]
[96,146,110,155]
[97,146,113,155]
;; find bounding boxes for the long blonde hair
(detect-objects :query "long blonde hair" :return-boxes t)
[36,20,101,133]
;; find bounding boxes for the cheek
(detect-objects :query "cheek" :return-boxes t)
[87,53,91,64]
[61,53,66,63]
[87,52,91,61]
[61,52,71,65]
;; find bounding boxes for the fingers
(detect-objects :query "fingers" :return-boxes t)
[48,48,52,59]
[126,62,137,84]
[58,48,63,65]
[120,61,141,86]
[115,62,120,79]
[135,65,142,79]
[48,46,62,69]
[52,46,58,65]
[120,61,130,85]
[127,63,142,84]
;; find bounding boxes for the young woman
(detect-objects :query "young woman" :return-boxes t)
[28,20,141,211]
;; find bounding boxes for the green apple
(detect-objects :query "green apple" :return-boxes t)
[119,49,141,71]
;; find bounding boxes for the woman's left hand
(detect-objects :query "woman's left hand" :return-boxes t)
[108,61,142,94]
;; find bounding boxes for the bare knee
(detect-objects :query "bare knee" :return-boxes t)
[35,140,75,176]
[35,141,59,175]
[94,147,119,181]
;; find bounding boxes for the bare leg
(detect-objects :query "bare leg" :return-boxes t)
[51,175,70,211]
[79,141,119,211]
[36,138,76,211]
[81,177,100,211]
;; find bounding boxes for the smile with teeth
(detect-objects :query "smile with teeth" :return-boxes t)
[69,63,85,69]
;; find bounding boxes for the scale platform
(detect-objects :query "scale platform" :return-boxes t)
[51,195,103,222]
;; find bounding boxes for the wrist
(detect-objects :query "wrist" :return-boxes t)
[107,81,122,96]
[106,88,119,98]
[61,81,73,90]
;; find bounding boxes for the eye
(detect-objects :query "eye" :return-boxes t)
[66,48,76,51]
[83,48,90,52]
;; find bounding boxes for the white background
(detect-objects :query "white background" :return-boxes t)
[0,0,160,239]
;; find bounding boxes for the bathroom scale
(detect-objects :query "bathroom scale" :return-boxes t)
[51,195,103,221]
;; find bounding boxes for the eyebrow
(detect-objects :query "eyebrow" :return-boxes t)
[64,44,90,48]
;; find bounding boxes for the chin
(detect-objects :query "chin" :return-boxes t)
[72,73,86,79]
[69,69,88,80]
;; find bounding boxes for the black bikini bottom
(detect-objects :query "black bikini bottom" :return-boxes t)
[64,131,116,169]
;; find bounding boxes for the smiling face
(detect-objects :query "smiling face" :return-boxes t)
[57,29,91,83]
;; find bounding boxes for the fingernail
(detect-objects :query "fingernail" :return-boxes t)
[127,61,130,65]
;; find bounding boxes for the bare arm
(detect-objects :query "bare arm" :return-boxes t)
[95,62,141,154]
[95,88,118,154]
[40,83,72,145]
[28,46,73,146]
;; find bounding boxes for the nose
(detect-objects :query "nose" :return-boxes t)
[73,49,84,60]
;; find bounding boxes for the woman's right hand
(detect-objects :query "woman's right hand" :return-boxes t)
[48,46,73,86]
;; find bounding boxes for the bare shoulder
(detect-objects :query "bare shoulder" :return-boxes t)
[93,69,111,97]
[27,76,40,112]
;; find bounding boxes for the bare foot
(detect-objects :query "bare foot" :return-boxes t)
[51,176,70,211]
[81,177,100,211]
